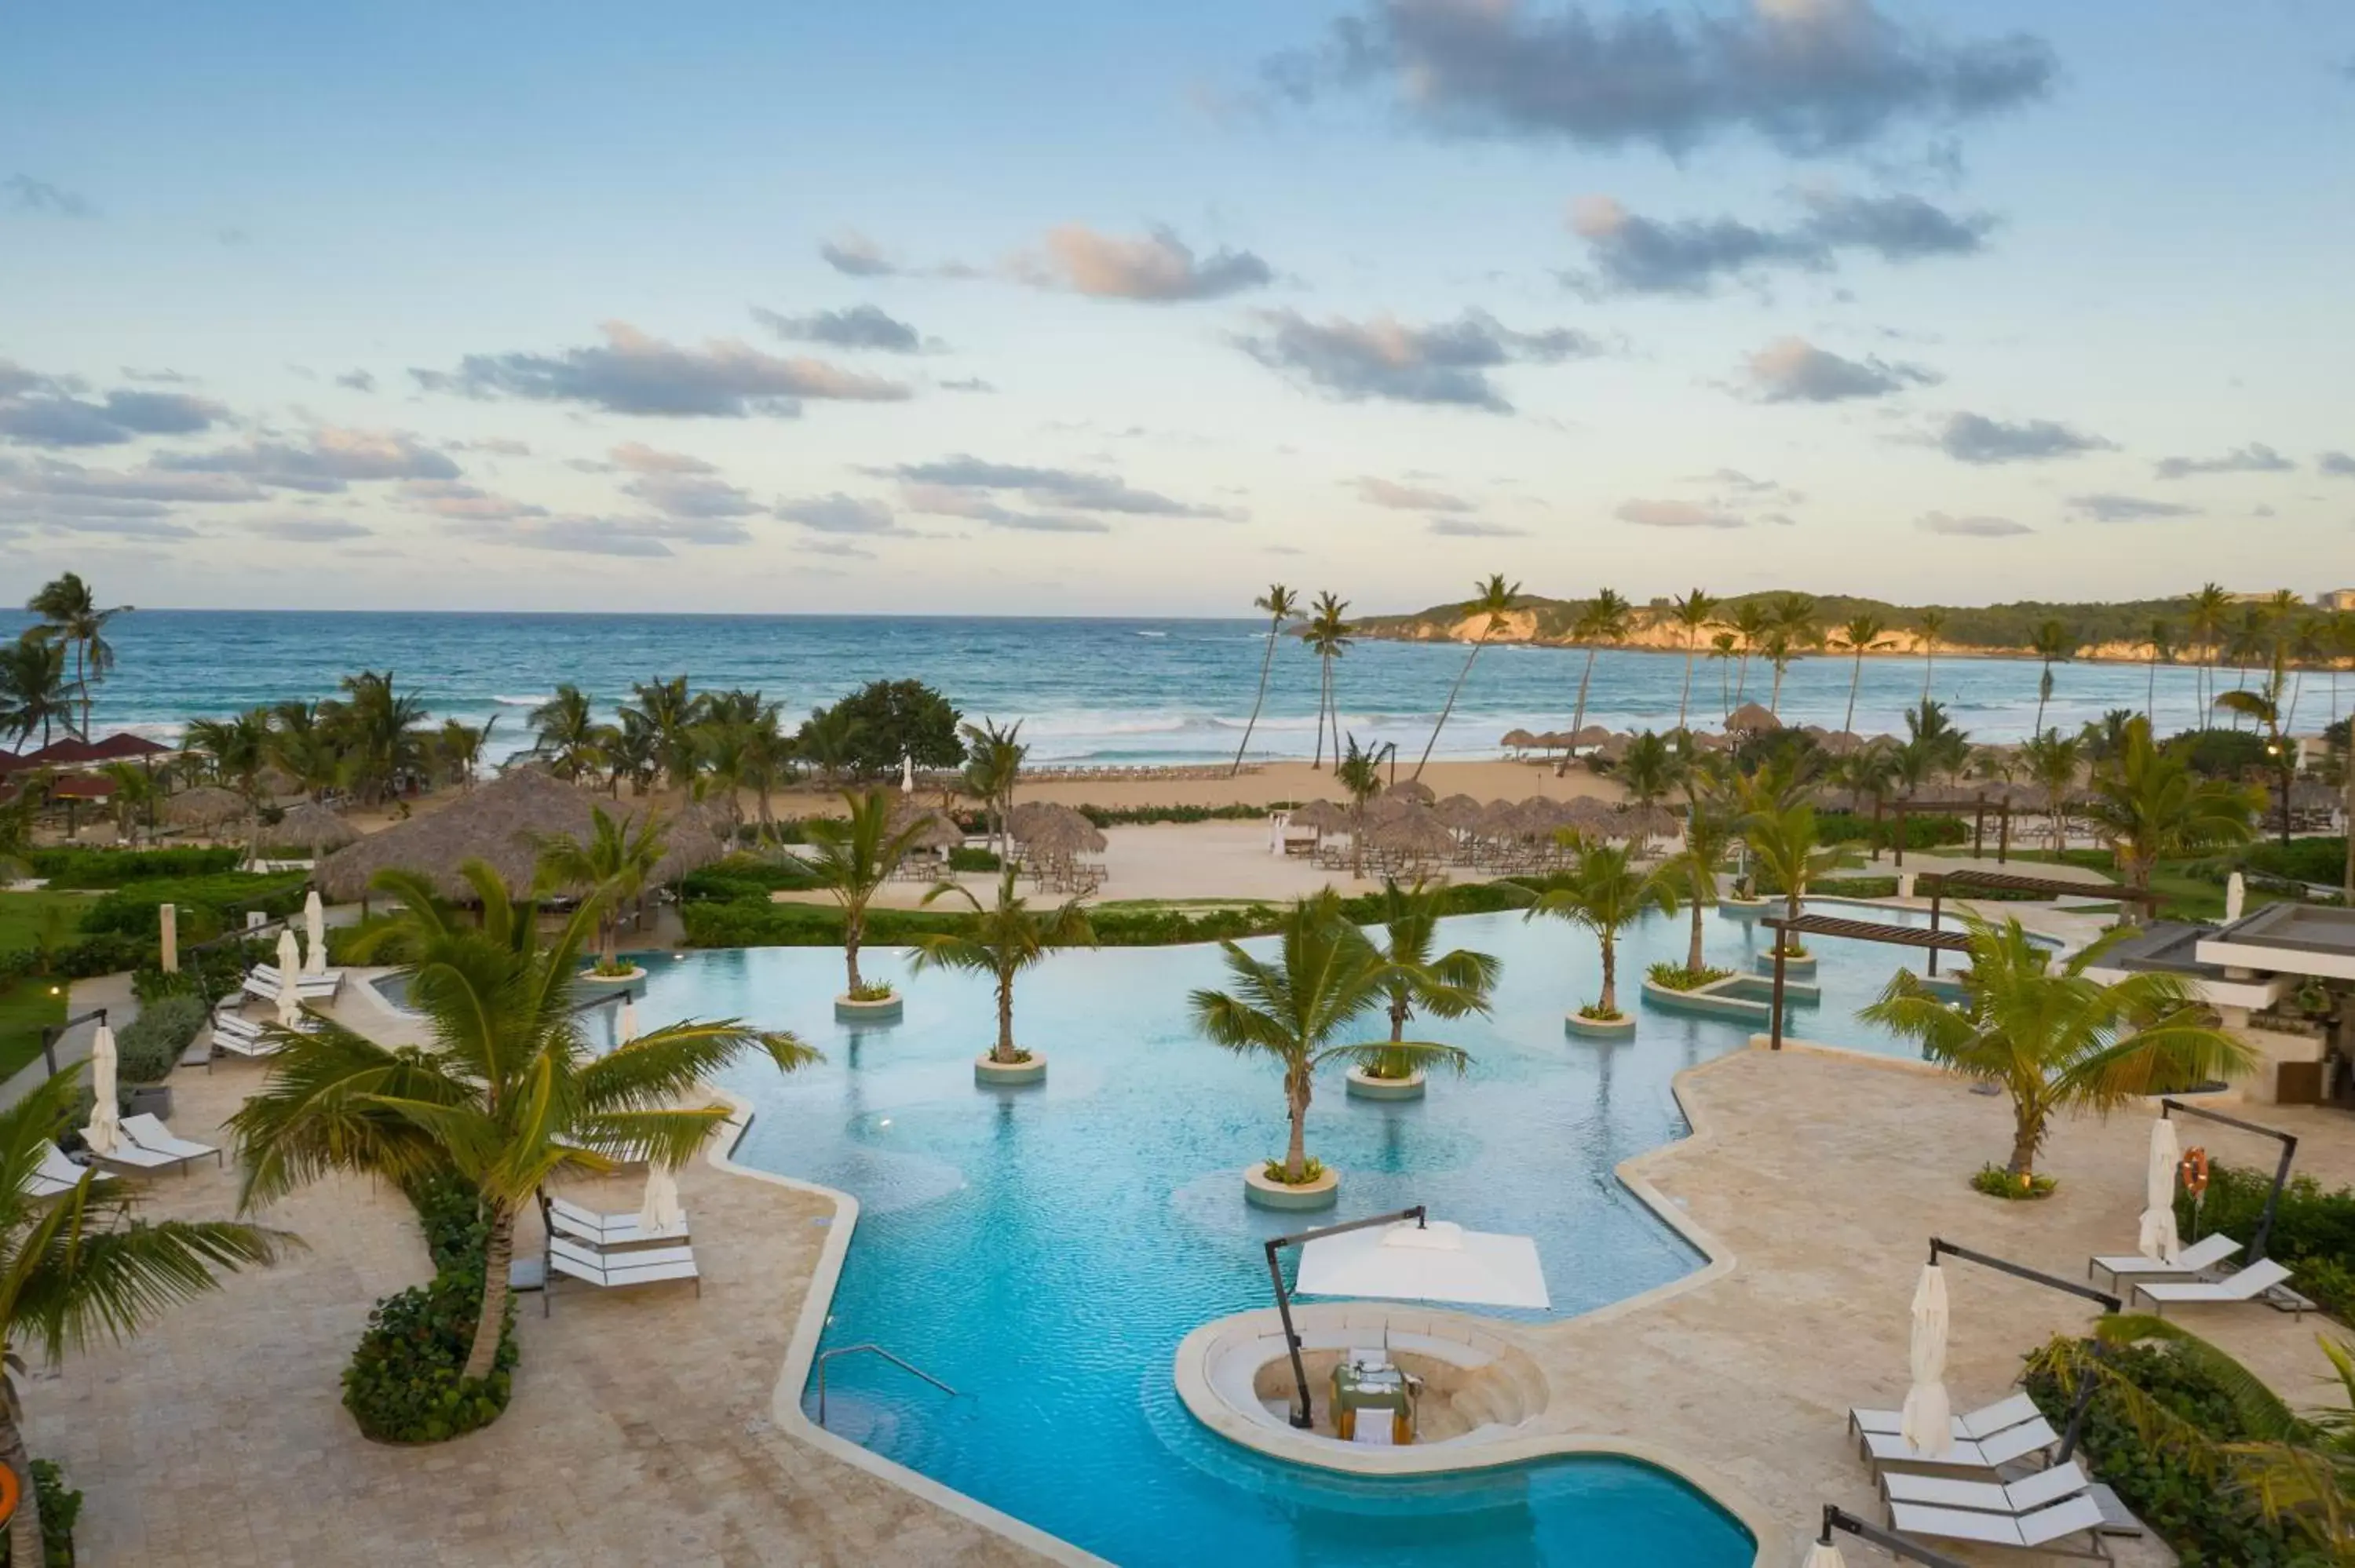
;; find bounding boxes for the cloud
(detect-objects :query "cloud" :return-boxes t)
[2,459,263,505]
[1568,188,1992,295]
[1915,510,2030,537]
[901,486,1110,532]
[396,479,547,521]
[1236,308,1597,412]
[450,436,532,457]
[248,516,374,542]
[1687,468,1802,504]
[334,369,378,392]
[1010,224,1272,303]
[940,377,996,394]
[1937,412,2114,464]
[2321,450,2355,478]
[1615,498,1746,530]
[776,493,909,535]
[1264,0,2056,157]
[818,231,896,277]
[2152,443,2295,479]
[885,455,1225,516]
[1356,476,1471,512]
[4,175,95,218]
[1747,337,1935,402]
[462,511,755,557]
[156,428,460,491]
[623,472,758,519]
[751,303,930,354]
[0,366,228,448]
[1428,517,1527,537]
[608,442,715,474]
[2068,493,2200,522]
[411,320,909,418]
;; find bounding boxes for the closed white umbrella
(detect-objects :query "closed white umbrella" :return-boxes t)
[900,753,915,793]
[82,1024,121,1155]
[1899,1262,1952,1457]
[618,996,637,1048]
[2139,1116,2182,1262]
[302,890,327,975]
[638,1161,685,1231]
[1802,1537,1848,1568]
[275,928,303,1028]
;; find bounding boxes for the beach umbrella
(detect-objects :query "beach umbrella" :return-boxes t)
[1725,702,1780,734]
[1898,1263,1952,1457]
[1294,1219,1549,1310]
[638,1161,685,1232]
[302,890,327,976]
[1499,728,1536,751]
[268,800,360,857]
[276,928,303,1026]
[1802,1535,1848,1568]
[1572,724,1612,748]
[1433,793,1484,831]
[2139,1116,2182,1263]
[1389,779,1436,805]
[83,1024,121,1157]
[900,753,915,793]
[1289,799,1347,835]
[162,786,248,830]
[1371,807,1455,860]
[618,995,637,1048]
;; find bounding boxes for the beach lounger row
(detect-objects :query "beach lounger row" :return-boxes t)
[210,1010,277,1059]
[2131,1256,2303,1315]
[1856,1410,2059,1472]
[2087,1231,2238,1289]
[1886,1495,2112,1561]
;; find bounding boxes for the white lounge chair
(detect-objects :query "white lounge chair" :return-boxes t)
[1888,1494,2112,1560]
[88,1134,199,1176]
[1861,1413,2059,1472]
[23,1143,89,1199]
[545,1195,690,1248]
[546,1235,700,1295]
[1882,1459,2090,1515]
[241,965,341,1004]
[2088,1231,2239,1289]
[2131,1256,2299,1317]
[1850,1391,2041,1443]
[209,1012,278,1059]
[121,1114,222,1170]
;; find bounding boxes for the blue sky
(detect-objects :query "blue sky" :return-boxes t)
[3,1,2351,614]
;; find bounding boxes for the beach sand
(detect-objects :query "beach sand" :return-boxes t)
[769,757,1627,816]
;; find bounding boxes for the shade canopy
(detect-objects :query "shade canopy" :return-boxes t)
[268,800,361,856]
[163,786,250,828]
[1294,1219,1550,1310]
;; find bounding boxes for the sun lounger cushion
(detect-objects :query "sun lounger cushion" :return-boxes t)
[1882,1460,2088,1515]
[546,1196,689,1247]
[121,1114,221,1166]
[2090,1232,2238,1284]
[2134,1256,2294,1310]
[546,1235,699,1291]
[23,1143,86,1199]
[1889,1494,2108,1552]
[1862,1415,2057,1472]
[1852,1392,2039,1442]
[89,1139,184,1171]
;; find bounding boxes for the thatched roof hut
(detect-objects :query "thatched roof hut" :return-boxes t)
[1433,793,1484,830]
[313,768,721,903]
[1572,725,1613,748]
[1369,807,1454,859]
[1473,799,1521,839]
[1725,702,1780,734]
[1289,799,1349,834]
[1499,728,1537,750]
[1388,779,1437,805]
[262,800,361,856]
[163,786,248,828]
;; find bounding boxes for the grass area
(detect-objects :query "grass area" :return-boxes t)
[0,979,69,1081]
[1994,848,2293,924]
[0,889,95,953]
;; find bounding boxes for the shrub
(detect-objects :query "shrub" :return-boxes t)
[132,936,272,1008]
[341,1172,517,1444]
[2178,1163,2355,1322]
[946,846,1001,873]
[2241,837,2346,888]
[1815,811,1969,850]
[26,845,243,887]
[0,1458,82,1566]
[1074,802,1301,827]
[81,873,308,939]
[1971,1164,2056,1199]
[2163,727,2272,782]
[1260,1157,1326,1185]
[679,856,818,900]
[1645,961,1732,991]
[845,979,896,1001]
[115,994,208,1083]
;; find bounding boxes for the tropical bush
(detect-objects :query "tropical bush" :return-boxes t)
[341,1171,520,1445]
[1970,1163,2056,1199]
[0,1459,82,1566]
[801,679,965,779]
[2178,1164,2355,1322]
[1814,812,1969,850]
[114,994,208,1084]
[946,845,1002,873]
[1645,961,1732,991]
[679,857,820,899]
[80,872,307,939]
[26,846,243,887]
[2243,837,2348,887]
[2164,727,2273,781]
[0,932,151,984]
[1073,802,1298,827]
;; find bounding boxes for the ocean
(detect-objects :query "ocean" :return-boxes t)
[0,610,2309,767]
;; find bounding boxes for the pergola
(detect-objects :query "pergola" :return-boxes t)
[1761,913,1973,1050]
[1917,870,2163,959]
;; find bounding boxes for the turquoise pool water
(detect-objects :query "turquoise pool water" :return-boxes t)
[630,904,1952,1566]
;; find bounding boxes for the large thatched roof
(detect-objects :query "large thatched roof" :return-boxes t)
[1289,798,1348,833]
[313,769,722,902]
[1725,702,1780,734]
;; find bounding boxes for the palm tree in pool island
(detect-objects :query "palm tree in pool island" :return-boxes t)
[802,787,933,999]
[1189,892,1468,1186]
[1664,795,1737,976]
[232,863,817,1387]
[1740,800,1857,957]
[1415,573,1521,780]
[1863,917,2252,1185]
[1303,591,1353,770]
[1231,583,1299,777]
[1363,879,1499,1081]
[1530,835,1678,1021]
[1828,613,1896,733]
[1558,587,1633,774]
[1670,588,1720,731]
[913,868,1097,1067]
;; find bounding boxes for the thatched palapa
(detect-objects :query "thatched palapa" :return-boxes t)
[1724,702,1780,734]
[262,800,361,856]
[1287,799,1349,834]
[162,786,249,829]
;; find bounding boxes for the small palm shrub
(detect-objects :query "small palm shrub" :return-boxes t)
[341,1172,518,1444]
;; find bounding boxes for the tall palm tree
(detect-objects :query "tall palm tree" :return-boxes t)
[1915,607,1948,704]
[232,862,814,1385]
[1863,917,2253,1180]
[533,804,669,971]
[801,788,932,997]
[2029,619,2076,735]
[1303,592,1353,770]
[793,704,863,786]
[2215,671,2297,846]
[624,675,706,790]
[1740,800,1857,948]
[1614,730,1680,811]
[1363,879,1499,1080]
[1231,584,1299,777]
[0,633,72,749]
[2020,727,2085,853]
[1828,613,1896,734]
[2143,619,2173,726]
[2184,582,2231,714]
[326,670,429,806]
[1665,797,1736,974]
[1670,589,1719,732]
[25,572,130,741]
[1530,836,1678,1019]
[0,1070,286,1562]
[1333,733,1384,878]
[1559,587,1633,773]
[912,868,1096,1065]
[528,684,604,782]
[435,714,497,791]
[692,715,752,829]
[1707,630,1740,717]
[737,700,790,837]
[1414,574,1521,779]
[2080,717,2260,920]
[1188,892,1468,1183]
[98,757,159,843]
[1728,600,1773,708]
[958,717,1027,863]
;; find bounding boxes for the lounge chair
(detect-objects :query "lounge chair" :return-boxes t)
[1882,1459,2089,1515]
[1849,1391,2041,1443]
[2088,1231,2239,1289]
[240,965,342,1004]
[1860,1413,2058,1473]
[23,1142,89,1199]
[121,1114,222,1170]
[546,1195,689,1248]
[1887,1495,2111,1560]
[88,1134,202,1177]
[2131,1257,2299,1317]
[546,1235,700,1295]
[209,1011,278,1059]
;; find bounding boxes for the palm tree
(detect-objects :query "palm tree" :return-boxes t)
[1670,589,1719,732]
[268,698,345,799]
[533,804,669,972]
[1915,607,1948,704]
[1563,587,1634,762]
[1863,917,2254,1181]
[1766,594,1820,716]
[801,789,932,997]
[25,572,130,741]
[325,669,429,807]
[2215,671,2298,846]
[1614,730,1680,811]
[528,684,603,782]
[1303,592,1353,770]
[435,714,497,791]
[2144,618,2173,726]
[0,633,72,749]
[737,700,790,837]
[1188,892,1468,1183]
[1741,801,1857,951]
[1530,836,1678,1019]
[692,715,752,829]
[0,1070,286,1562]
[2080,717,2261,920]
[1362,880,1498,1080]
[1231,584,1299,777]
[0,789,35,881]
[1414,574,1521,779]
[958,718,1026,862]
[98,757,159,843]
[1707,631,1740,717]
[624,676,705,790]
[2185,582,2231,713]
[1728,600,1772,708]
[912,868,1096,1065]
[1333,733,1383,878]
[1664,797,1735,974]
[794,704,863,786]
[231,862,815,1386]
[2020,727,2085,853]
[1828,614,1895,734]
[2030,620,2076,735]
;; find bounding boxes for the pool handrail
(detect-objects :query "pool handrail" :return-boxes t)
[814,1341,959,1428]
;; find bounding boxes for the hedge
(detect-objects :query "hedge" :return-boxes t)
[2177,1163,2355,1322]
[341,1171,518,1445]
[27,846,244,887]
[80,873,309,939]
[0,932,152,984]
[115,995,208,1084]
[2240,837,2347,888]
[1815,811,1970,850]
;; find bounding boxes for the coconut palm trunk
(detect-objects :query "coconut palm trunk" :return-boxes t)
[995,971,1017,1060]
[1283,1068,1311,1180]
[844,909,866,993]
[466,1202,517,1381]
[1687,895,1707,974]
[1232,631,1280,776]
[1597,932,1619,1015]
[1678,635,1698,730]
[1415,633,1487,780]
[2,1402,42,1563]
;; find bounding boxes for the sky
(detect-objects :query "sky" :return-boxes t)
[2,0,2352,617]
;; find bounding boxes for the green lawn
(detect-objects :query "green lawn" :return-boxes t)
[0,892,94,1080]
[0,889,97,952]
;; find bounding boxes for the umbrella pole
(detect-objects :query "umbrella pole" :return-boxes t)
[1262,1205,1428,1432]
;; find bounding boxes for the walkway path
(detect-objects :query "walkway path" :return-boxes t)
[0,971,138,1110]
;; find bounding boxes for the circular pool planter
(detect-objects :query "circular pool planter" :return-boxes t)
[579,964,647,983]
[834,991,904,1022]
[1243,1163,1340,1211]
[1754,950,1818,978]
[1565,1009,1636,1040]
[1715,895,1773,920]
[974,1051,1046,1086]
[1345,1066,1426,1101]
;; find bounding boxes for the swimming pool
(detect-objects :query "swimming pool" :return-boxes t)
[631,905,1952,1566]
